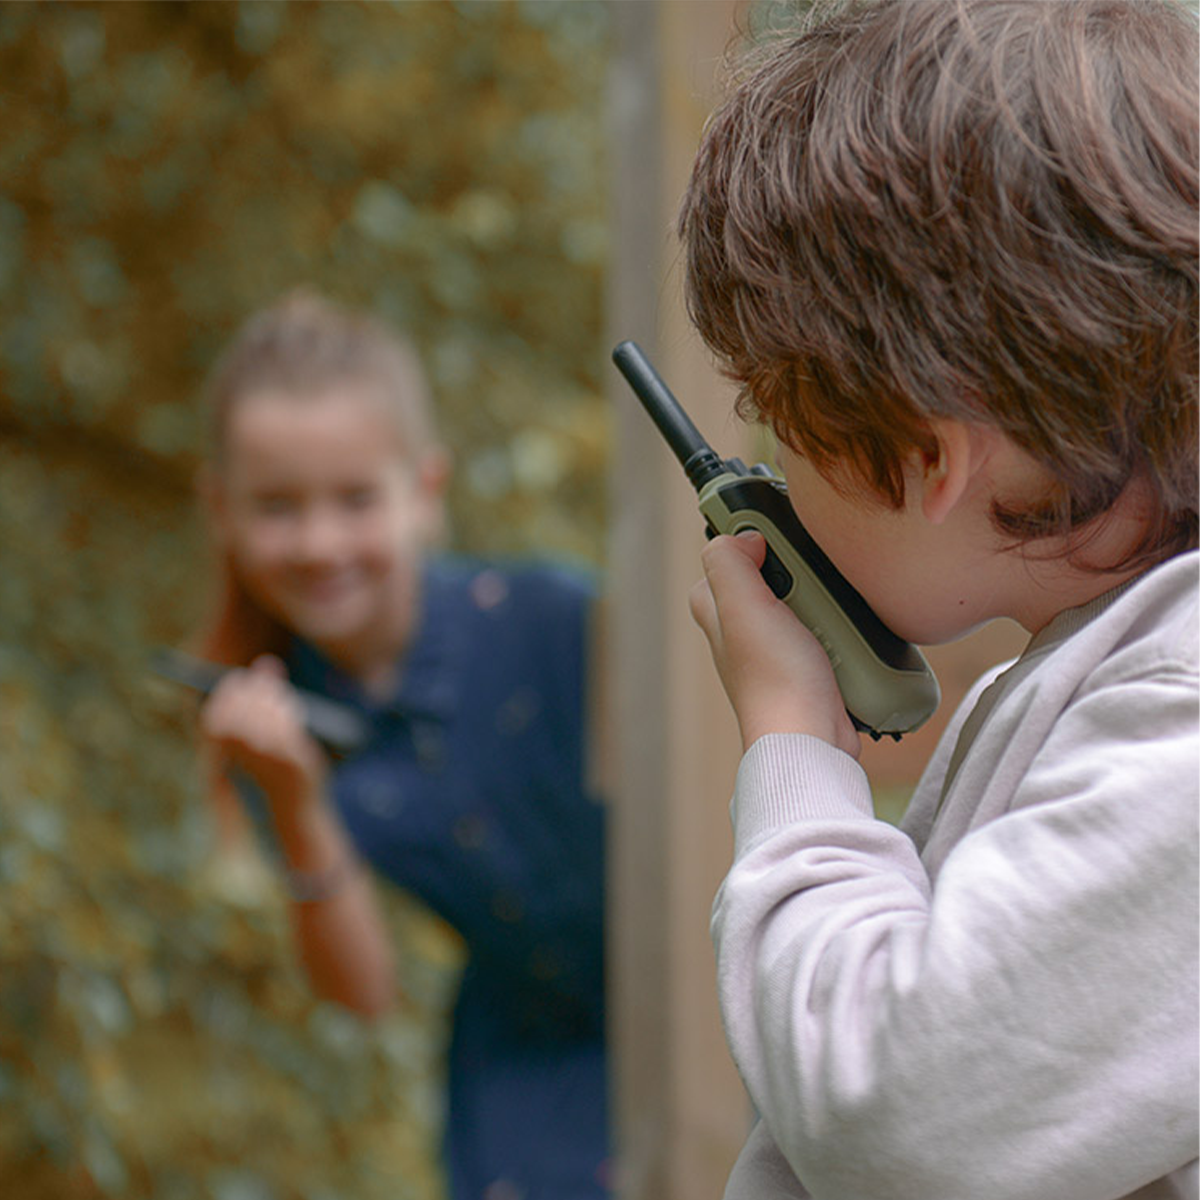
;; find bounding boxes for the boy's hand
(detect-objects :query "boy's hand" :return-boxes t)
[689,531,860,758]
[199,655,328,809]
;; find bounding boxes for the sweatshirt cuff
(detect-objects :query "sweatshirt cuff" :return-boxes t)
[733,734,874,855]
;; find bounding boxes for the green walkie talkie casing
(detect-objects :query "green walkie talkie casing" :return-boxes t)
[613,340,940,740]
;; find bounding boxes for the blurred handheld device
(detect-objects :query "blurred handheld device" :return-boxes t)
[611,339,940,740]
[150,646,370,758]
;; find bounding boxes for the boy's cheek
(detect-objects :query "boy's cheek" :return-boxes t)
[875,593,987,648]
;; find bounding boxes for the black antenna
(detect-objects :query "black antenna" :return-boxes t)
[612,341,725,490]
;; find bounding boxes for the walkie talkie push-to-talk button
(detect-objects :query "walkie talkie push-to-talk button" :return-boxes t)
[612,339,940,740]
[756,541,795,600]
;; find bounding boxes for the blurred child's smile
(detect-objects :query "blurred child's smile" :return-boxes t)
[287,568,373,624]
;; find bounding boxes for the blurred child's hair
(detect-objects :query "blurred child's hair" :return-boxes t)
[205,289,438,465]
[679,0,1198,567]
[198,290,441,666]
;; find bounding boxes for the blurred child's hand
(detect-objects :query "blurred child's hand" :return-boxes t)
[200,655,328,809]
[690,531,861,758]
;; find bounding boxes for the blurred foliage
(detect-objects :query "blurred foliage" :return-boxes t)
[0,0,610,561]
[0,2,611,1198]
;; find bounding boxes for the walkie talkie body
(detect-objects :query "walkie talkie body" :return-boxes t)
[150,646,371,759]
[612,340,940,740]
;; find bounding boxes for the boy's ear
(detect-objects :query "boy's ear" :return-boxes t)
[919,419,977,525]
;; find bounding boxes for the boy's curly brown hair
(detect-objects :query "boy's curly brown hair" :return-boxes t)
[679,0,1198,567]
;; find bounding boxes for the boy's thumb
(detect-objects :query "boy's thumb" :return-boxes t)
[732,528,768,565]
[701,532,771,613]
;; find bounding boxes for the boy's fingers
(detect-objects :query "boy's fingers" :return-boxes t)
[730,528,767,566]
[700,532,773,616]
[693,532,766,637]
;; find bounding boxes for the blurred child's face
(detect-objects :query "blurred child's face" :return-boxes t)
[211,385,445,662]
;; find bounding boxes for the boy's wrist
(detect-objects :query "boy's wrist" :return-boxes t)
[739,707,860,759]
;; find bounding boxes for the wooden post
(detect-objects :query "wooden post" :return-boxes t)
[606,3,751,1198]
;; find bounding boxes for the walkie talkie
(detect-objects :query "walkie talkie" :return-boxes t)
[612,340,940,740]
[150,646,371,759]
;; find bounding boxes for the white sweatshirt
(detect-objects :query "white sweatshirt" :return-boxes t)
[714,551,1199,1200]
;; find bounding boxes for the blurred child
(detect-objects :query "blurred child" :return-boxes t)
[195,291,609,1200]
[676,2,1198,1197]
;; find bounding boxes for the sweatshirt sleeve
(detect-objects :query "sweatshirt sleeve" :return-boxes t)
[712,667,1199,1200]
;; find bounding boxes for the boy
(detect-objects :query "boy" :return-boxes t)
[677,2,1198,1198]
